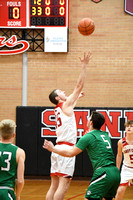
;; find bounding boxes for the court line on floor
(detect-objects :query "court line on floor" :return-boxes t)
[67,192,85,200]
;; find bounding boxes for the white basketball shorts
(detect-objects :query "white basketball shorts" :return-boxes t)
[120,164,133,186]
[50,144,76,177]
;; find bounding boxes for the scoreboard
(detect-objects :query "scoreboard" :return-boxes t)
[0,0,69,52]
[30,0,66,26]
[0,0,68,28]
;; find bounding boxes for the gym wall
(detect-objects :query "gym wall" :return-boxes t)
[0,0,133,122]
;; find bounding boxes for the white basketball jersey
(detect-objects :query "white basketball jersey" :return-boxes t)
[122,137,133,168]
[54,102,77,144]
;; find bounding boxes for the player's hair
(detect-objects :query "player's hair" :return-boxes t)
[90,111,105,130]
[0,119,16,140]
[124,120,133,127]
[49,89,58,105]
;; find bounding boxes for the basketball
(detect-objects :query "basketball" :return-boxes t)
[78,18,95,36]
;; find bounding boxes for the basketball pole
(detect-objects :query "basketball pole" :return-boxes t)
[22,52,28,106]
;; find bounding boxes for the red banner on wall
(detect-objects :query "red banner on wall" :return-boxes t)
[124,0,133,15]
[41,107,133,139]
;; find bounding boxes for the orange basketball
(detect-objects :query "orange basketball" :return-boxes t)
[78,18,95,36]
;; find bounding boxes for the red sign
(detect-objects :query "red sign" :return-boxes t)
[125,0,133,15]
[41,108,133,139]
[0,35,29,55]
[0,0,27,27]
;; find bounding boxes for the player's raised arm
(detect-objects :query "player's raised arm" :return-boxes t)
[63,51,92,115]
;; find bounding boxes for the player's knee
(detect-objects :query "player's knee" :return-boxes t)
[117,185,125,193]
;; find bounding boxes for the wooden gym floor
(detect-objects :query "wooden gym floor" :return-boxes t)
[21,179,132,200]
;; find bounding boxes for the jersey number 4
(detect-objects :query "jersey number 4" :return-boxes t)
[0,151,12,171]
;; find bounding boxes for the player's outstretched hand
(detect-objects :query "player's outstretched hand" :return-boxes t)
[43,139,54,152]
[79,51,92,64]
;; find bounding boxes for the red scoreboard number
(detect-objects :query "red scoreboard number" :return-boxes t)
[30,0,67,26]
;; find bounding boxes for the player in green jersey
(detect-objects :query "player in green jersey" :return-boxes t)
[0,119,25,200]
[43,111,120,200]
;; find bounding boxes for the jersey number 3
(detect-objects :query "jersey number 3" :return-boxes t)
[0,151,12,171]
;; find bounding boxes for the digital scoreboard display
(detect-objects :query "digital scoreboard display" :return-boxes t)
[30,0,66,26]
[9,7,20,19]
[0,0,68,28]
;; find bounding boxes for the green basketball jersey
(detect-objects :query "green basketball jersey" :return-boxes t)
[0,143,18,189]
[76,130,115,171]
